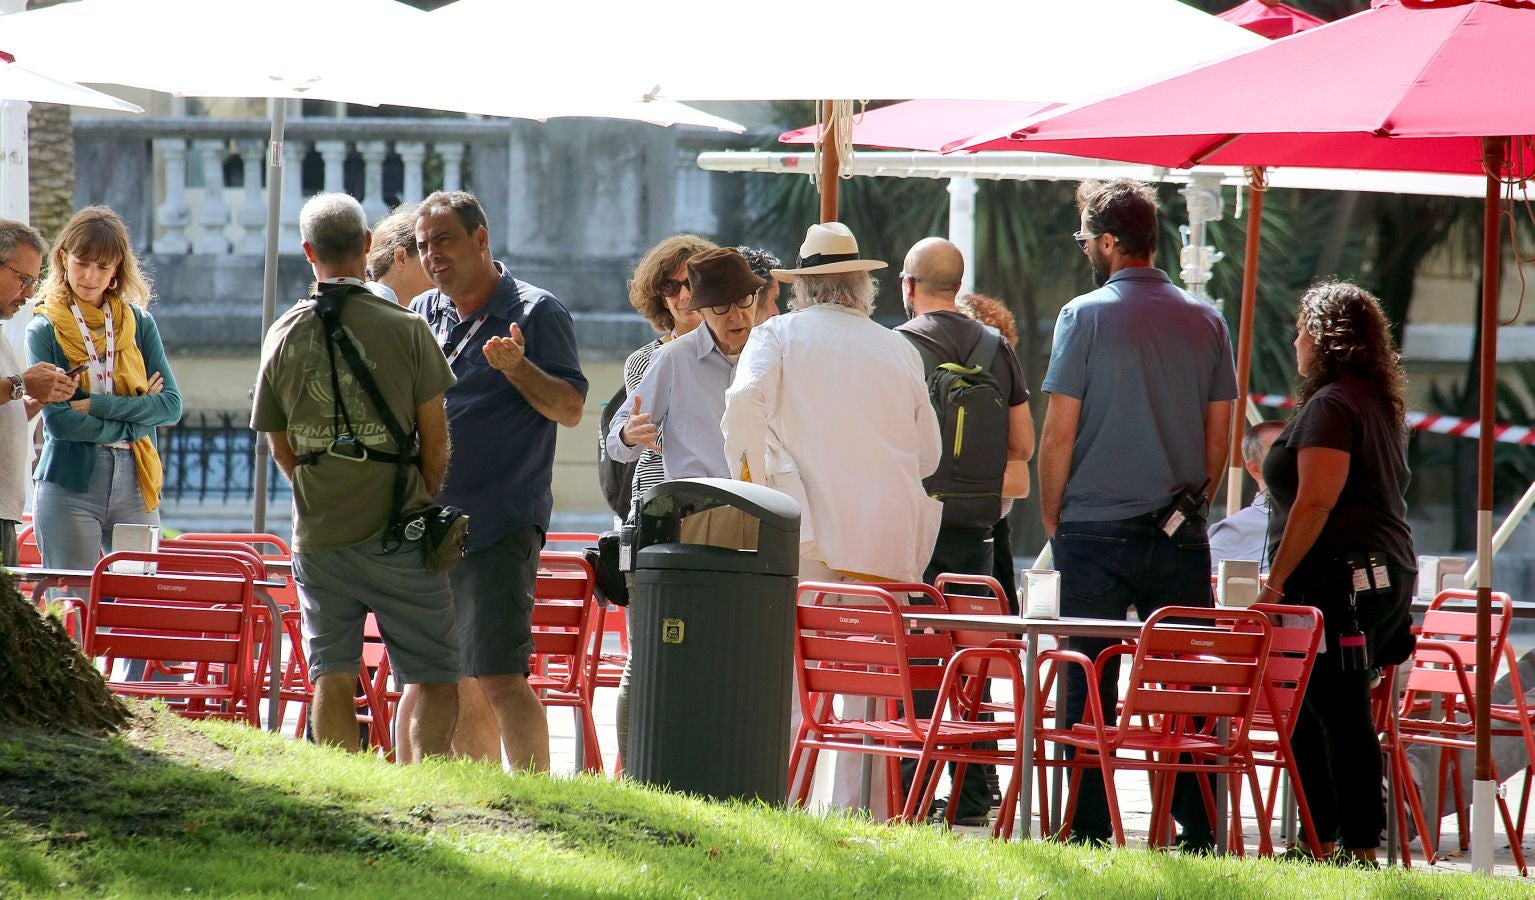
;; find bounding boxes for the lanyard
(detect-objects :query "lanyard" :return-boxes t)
[319,276,367,289]
[435,307,488,367]
[69,300,115,395]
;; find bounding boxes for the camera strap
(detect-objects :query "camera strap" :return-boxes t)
[292,287,419,553]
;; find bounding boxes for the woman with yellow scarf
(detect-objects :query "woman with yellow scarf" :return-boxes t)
[26,206,181,570]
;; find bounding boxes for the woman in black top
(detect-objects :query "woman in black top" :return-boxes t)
[1261,281,1416,865]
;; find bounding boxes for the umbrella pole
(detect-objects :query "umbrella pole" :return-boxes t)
[819,99,838,222]
[251,97,286,534]
[1471,135,1507,876]
[1226,168,1265,517]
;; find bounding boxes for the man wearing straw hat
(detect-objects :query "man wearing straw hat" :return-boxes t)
[723,221,942,815]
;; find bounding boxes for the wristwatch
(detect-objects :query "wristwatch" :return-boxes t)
[7,375,21,402]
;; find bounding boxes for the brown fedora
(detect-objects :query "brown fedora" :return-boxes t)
[685,248,768,311]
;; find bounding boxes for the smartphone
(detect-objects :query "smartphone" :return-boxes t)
[64,363,88,377]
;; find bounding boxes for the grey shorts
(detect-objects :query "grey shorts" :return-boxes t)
[449,525,541,677]
[293,534,459,684]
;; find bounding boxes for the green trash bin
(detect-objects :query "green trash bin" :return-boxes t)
[627,477,800,803]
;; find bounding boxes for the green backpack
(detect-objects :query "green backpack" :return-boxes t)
[910,329,1009,529]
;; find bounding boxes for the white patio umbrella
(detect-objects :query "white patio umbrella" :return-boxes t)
[427,0,1262,217]
[0,49,140,112]
[0,0,745,530]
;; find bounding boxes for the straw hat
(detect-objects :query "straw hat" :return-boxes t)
[685,248,769,310]
[769,221,887,282]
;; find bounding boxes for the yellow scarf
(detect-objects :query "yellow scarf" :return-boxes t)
[43,294,164,512]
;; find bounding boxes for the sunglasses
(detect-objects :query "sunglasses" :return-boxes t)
[708,294,757,316]
[1072,231,1096,252]
[1,260,37,292]
[660,278,691,298]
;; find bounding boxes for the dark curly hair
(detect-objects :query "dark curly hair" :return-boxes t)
[1076,178,1159,259]
[627,234,717,333]
[1295,280,1408,435]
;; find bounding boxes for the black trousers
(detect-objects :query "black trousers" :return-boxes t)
[901,523,997,819]
[1286,558,1414,849]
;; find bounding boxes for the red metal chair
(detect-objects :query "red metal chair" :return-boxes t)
[168,533,310,734]
[1234,602,1325,858]
[80,551,260,725]
[14,523,40,566]
[1396,588,1526,875]
[789,581,1022,824]
[529,551,606,774]
[356,612,401,760]
[1036,605,1272,850]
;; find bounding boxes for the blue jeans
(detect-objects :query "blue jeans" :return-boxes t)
[35,446,159,570]
[1052,513,1215,841]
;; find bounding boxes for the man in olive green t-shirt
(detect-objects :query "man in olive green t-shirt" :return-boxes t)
[251,192,458,763]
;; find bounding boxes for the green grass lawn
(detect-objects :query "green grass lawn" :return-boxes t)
[0,708,1527,898]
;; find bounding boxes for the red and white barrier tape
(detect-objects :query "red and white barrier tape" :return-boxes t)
[1249,394,1535,447]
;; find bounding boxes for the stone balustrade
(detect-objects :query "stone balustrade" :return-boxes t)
[71,115,759,355]
[75,116,512,258]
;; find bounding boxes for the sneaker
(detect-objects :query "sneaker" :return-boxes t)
[953,812,991,828]
[1065,831,1112,848]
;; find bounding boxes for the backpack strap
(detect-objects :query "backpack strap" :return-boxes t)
[295,288,419,553]
[963,326,1002,372]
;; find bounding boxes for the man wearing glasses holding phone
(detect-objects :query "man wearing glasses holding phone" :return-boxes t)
[0,220,76,564]
[1039,179,1237,849]
[607,248,763,546]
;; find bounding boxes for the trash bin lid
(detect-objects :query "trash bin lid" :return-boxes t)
[639,478,798,532]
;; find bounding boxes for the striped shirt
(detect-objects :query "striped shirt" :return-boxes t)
[623,338,666,521]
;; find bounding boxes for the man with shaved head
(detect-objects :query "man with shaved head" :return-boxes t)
[894,237,1034,826]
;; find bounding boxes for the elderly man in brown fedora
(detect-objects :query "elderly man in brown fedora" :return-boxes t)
[605,247,766,761]
[608,247,764,496]
[723,221,941,817]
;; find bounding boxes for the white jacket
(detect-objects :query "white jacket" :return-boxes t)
[723,302,942,583]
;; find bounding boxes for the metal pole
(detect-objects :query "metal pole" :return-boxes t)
[1227,168,1265,517]
[251,97,285,534]
[818,99,838,223]
[1470,135,1507,875]
[947,176,978,295]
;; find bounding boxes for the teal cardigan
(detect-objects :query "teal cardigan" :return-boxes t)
[26,306,183,493]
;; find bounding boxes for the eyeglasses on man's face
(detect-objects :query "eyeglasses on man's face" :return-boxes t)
[1072,231,1097,252]
[660,278,691,299]
[1,260,37,292]
[709,294,756,317]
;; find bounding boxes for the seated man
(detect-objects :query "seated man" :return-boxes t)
[1209,420,1283,573]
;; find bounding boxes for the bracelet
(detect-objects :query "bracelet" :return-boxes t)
[1260,583,1284,599]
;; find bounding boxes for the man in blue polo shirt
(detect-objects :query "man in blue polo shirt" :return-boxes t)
[407,190,587,771]
[1038,178,1236,849]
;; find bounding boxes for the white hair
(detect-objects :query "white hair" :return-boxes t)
[789,271,879,315]
[299,192,368,265]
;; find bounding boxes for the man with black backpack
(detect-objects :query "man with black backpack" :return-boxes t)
[252,193,459,762]
[895,237,1034,826]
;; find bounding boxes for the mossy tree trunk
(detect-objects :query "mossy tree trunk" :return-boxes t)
[0,575,128,733]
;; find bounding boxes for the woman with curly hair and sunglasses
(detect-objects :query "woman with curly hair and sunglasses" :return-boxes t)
[609,235,717,511]
[1262,280,1416,866]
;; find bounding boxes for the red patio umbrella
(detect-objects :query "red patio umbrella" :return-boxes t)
[778,100,1058,152]
[1219,0,1328,38]
[945,0,1534,869]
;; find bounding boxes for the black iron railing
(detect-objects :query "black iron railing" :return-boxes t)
[160,411,290,504]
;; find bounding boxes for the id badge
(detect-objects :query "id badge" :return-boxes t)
[1369,552,1391,591]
